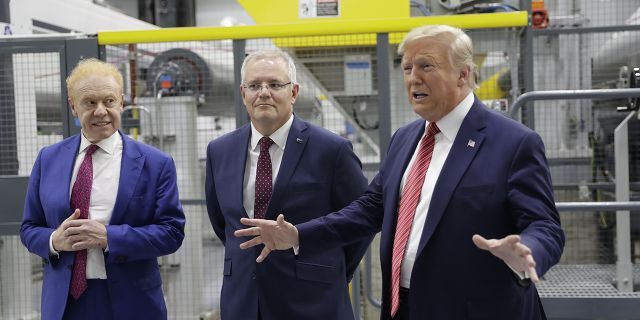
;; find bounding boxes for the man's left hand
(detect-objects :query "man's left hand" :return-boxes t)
[472,234,539,283]
[63,220,108,250]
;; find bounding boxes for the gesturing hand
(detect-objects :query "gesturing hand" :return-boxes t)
[234,214,299,263]
[472,234,539,283]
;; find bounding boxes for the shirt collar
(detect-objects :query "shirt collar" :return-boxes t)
[250,114,294,151]
[427,92,474,142]
[79,130,121,155]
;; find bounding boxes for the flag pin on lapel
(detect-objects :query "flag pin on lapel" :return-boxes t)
[296,138,303,143]
[467,139,476,148]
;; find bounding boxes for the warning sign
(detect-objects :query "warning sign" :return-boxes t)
[299,0,339,18]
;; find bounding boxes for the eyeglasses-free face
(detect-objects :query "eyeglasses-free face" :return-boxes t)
[240,58,299,136]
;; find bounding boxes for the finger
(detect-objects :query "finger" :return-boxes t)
[276,214,286,226]
[527,265,540,283]
[239,236,264,250]
[235,227,261,238]
[256,246,272,263]
[240,218,264,227]
[515,243,532,256]
[503,234,521,246]
[472,234,491,250]
[71,241,89,251]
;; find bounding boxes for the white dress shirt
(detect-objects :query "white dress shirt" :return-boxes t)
[49,130,122,279]
[243,114,294,218]
[399,92,474,288]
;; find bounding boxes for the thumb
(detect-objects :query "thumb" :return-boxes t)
[66,209,81,221]
[276,214,286,226]
[472,234,489,250]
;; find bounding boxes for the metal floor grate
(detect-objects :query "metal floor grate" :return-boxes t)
[538,264,640,297]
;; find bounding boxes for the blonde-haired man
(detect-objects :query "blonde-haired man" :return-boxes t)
[21,58,185,320]
[236,25,565,320]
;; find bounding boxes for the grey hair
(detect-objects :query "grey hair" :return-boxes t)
[398,25,478,89]
[240,49,297,85]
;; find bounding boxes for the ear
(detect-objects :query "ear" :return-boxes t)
[240,85,246,99]
[290,83,300,104]
[118,94,125,112]
[458,66,471,87]
[68,97,78,117]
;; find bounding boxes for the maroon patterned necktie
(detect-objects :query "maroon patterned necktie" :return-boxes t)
[390,123,440,317]
[254,137,274,219]
[69,144,98,300]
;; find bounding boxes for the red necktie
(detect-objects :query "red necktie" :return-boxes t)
[390,123,440,317]
[69,144,98,300]
[254,137,274,219]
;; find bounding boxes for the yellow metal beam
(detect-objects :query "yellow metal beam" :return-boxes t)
[98,12,526,45]
[98,12,528,45]
[238,0,409,24]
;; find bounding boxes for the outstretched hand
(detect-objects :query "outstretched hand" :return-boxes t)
[472,234,539,283]
[234,214,299,263]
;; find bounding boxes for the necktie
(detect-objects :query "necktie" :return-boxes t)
[390,123,440,317]
[69,144,98,300]
[254,137,274,219]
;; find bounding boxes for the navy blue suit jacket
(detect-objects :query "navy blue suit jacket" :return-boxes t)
[298,100,565,320]
[205,116,371,320]
[20,132,185,320]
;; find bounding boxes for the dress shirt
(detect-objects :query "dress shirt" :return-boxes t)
[49,130,122,279]
[243,114,294,218]
[398,92,474,288]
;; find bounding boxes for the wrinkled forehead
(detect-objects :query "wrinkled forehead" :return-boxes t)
[71,75,122,98]
[400,37,450,63]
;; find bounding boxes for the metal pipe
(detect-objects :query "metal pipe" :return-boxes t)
[556,201,640,211]
[614,111,636,292]
[509,89,640,119]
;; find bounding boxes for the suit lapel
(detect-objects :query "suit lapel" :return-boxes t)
[233,126,252,217]
[111,132,144,224]
[54,136,81,223]
[416,102,487,256]
[265,117,308,219]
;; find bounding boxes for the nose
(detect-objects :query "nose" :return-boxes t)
[408,68,422,85]
[257,85,272,97]
[94,102,108,116]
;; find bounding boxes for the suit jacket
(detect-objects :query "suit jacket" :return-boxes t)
[205,116,371,320]
[20,131,185,320]
[298,100,565,320]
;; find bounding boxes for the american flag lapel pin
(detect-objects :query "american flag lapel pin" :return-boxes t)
[467,139,476,148]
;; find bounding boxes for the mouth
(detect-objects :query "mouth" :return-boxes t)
[412,92,429,101]
[92,121,111,127]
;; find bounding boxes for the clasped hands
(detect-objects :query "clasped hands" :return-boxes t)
[235,214,539,283]
[52,209,108,252]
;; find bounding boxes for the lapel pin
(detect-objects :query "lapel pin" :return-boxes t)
[467,139,476,148]
[296,138,303,143]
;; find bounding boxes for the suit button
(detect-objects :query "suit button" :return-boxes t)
[251,272,256,280]
[115,256,128,263]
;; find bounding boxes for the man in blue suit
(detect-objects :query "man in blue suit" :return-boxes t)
[236,25,565,320]
[20,58,185,320]
[205,49,371,319]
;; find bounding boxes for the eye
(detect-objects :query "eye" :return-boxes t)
[402,65,412,73]
[268,83,284,90]
[247,84,261,91]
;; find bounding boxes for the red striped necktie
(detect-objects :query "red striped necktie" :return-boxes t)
[390,123,440,317]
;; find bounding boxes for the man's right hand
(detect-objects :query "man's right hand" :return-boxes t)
[52,209,81,252]
[234,214,299,262]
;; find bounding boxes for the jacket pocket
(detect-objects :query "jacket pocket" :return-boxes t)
[295,261,338,284]
[135,271,162,290]
[223,258,232,276]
